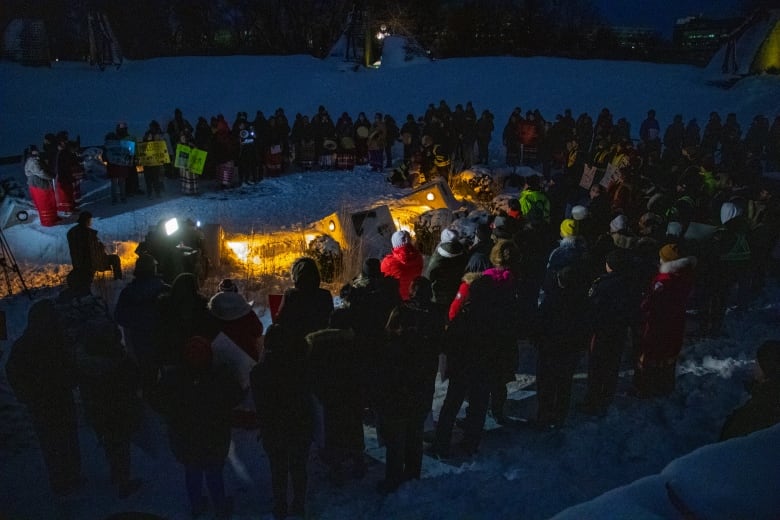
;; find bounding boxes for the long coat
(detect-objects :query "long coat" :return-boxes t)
[638,256,697,364]
[151,361,243,465]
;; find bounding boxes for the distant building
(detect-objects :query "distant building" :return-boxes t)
[612,26,659,51]
[673,15,743,64]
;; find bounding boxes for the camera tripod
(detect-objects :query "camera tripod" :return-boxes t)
[0,227,31,299]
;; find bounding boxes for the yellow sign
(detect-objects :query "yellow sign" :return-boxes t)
[136,140,170,166]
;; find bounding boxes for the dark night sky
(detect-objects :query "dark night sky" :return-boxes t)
[593,0,745,37]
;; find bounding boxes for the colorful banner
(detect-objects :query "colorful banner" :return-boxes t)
[104,139,135,166]
[136,140,170,166]
[175,144,208,175]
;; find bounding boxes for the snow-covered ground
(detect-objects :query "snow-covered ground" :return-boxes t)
[1,54,779,520]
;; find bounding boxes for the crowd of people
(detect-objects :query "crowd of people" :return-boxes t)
[9,100,780,519]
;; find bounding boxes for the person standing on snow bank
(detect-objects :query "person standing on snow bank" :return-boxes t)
[24,145,60,226]
[720,340,780,441]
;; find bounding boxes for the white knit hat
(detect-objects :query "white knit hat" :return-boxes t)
[571,205,589,221]
[666,221,683,237]
[720,202,742,224]
[610,214,628,233]
[391,229,411,249]
[440,228,459,244]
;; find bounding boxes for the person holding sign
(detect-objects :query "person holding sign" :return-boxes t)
[104,122,136,204]
[175,132,206,195]
[140,121,170,198]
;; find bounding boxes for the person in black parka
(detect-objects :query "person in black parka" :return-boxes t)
[5,300,82,496]
[532,264,591,428]
[150,337,243,518]
[252,257,332,519]
[375,277,446,493]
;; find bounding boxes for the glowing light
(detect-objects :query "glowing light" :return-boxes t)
[164,218,179,236]
[328,220,336,232]
[225,241,249,262]
[426,192,435,201]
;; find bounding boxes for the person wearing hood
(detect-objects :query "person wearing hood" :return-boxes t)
[275,257,334,341]
[424,228,468,308]
[699,200,752,337]
[720,340,780,441]
[381,230,424,300]
[208,281,263,361]
[632,244,697,398]
[115,254,170,395]
[5,300,81,496]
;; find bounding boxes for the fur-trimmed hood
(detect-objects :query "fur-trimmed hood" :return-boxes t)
[659,255,697,274]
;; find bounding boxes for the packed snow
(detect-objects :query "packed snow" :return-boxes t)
[1,53,779,520]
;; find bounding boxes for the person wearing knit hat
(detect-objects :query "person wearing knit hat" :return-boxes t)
[440,228,459,244]
[382,231,424,300]
[632,243,697,398]
[559,218,578,238]
[609,214,628,233]
[209,289,263,360]
[391,230,411,249]
[699,198,751,337]
[218,278,238,292]
[659,243,681,263]
[424,227,467,305]
[720,339,780,440]
[540,216,588,309]
[571,205,589,221]
[720,201,743,225]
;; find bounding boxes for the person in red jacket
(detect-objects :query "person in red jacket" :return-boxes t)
[381,230,424,300]
[633,243,697,397]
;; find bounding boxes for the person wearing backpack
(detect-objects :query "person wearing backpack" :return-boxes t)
[5,300,82,496]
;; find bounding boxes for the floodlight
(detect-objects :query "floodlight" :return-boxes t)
[165,218,179,236]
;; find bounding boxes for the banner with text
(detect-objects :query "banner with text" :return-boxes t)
[136,140,171,167]
[104,139,135,166]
